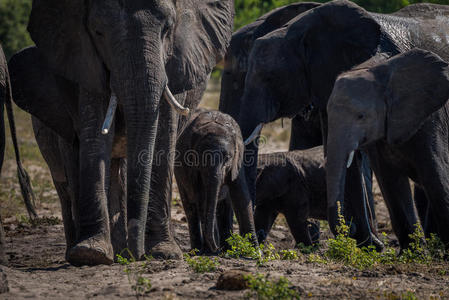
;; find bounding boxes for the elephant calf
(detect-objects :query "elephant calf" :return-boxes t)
[174,109,257,253]
[254,146,325,247]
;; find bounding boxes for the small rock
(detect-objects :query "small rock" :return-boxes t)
[216,270,251,291]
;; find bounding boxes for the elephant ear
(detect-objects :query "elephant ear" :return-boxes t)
[166,0,234,94]
[288,0,382,109]
[9,47,78,142]
[379,49,449,144]
[28,0,107,93]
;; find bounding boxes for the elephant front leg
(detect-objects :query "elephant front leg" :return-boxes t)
[344,155,383,251]
[368,150,417,250]
[145,99,182,259]
[67,90,114,266]
[228,173,258,247]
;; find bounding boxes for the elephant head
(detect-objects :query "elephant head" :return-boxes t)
[219,1,321,120]
[28,0,234,258]
[237,0,383,211]
[326,49,449,234]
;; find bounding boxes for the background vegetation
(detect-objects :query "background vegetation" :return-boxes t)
[2,0,449,58]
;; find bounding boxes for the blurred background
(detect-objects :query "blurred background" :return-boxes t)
[1,0,449,221]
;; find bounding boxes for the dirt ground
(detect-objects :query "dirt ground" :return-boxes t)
[0,84,448,299]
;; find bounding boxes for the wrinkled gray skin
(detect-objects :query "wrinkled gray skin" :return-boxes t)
[327,49,449,248]
[174,109,256,253]
[9,0,234,266]
[221,1,381,250]
[0,44,36,265]
[254,147,325,246]
[219,2,322,200]
[238,0,449,250]
[220,1,322,150]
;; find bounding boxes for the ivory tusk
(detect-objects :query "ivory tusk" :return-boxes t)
[244,124,263,146]
[102,92,118,135]
[163,85,190,116]
[347,150,355,169]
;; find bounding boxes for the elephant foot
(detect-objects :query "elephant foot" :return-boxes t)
[148,240,182,260]
[67,235,113,266]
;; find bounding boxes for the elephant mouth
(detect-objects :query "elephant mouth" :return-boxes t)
[101,84,189,136]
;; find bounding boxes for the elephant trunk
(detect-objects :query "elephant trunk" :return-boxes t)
[326,124,359,236]
[112,41,166,259]
[201,168,221,253]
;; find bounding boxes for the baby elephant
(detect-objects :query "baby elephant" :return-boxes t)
[175,109,257,254]
[255,146,326,246]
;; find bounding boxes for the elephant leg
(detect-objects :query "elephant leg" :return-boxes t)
[286,217,312,247]
[254,203,278,244]
[146,98,183,259]
[67,90,113,266]
[59,138,80,244]
[344,154,383,250]
[282,192,312,246]
[414,184,437,237]
[360,152,378,233]
[31,117,77,253]
[368,152,417,250]
[109,158,127,256]
[417,162,449,246]
[179,183,202,251]
[217,195,234,250]
[227,173,257,247]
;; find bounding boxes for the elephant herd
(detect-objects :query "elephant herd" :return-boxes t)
[0,0,448,267]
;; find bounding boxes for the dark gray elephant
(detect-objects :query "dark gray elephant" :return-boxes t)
[174,109,256,253]
[254,147,324,246]
[221,0,379,250]
[326,49,449,247]
[0,43,36,265]
[237,0,449,250]
[9,0,234,266]
[219,1,323,152]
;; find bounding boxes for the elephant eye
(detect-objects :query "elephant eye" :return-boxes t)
[95,30,104,37]
[357,113,365,120]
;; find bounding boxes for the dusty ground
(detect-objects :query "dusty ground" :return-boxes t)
[0,83,448,299]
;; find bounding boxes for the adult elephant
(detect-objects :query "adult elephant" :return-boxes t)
[220,1,323,151]
[10,0,234,266]
[238,0,449,250]
[326,49,449,247]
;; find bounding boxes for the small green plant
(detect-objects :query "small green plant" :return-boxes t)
[426,233,446,261]
[306,253,327,264]
[383,291,418,300]
[399,224,430,264]
[297,243,319,255]
[225,233,281,266]
[184,250,219,273]
[325,202,377,269]
[244,274,300,300]
[280,249,299,260]
[225,233,260,259]
[257,242,280,266]
[117,251,152,299]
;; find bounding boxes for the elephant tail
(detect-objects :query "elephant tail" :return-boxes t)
[5,69,37,220]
